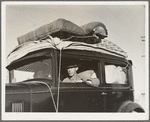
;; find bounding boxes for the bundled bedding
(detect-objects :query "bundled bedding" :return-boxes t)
[17,18,108,45]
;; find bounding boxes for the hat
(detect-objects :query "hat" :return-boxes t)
[66,64,79,69]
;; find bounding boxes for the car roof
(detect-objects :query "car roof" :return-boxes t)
[7,38,127,67]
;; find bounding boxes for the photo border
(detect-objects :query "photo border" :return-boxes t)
[1,1,149,121]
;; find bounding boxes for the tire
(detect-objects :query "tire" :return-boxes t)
[118,100,144,112]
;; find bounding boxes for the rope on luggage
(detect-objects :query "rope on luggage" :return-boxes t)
[56,49,62,112]
[46,35,63,112]
[62,35,97,41]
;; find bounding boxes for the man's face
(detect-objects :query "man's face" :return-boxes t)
[67,67,78,77]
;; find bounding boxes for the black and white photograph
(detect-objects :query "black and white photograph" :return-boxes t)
[1,1,149,120]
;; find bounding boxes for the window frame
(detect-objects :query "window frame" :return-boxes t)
[56,52,103,88]
[8,49,55,84]
[102,59,131,88]
[9,57,53,82]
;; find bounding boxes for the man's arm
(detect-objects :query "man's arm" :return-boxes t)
[79,70,100,87]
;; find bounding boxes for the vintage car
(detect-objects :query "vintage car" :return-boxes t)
[5,19,144,112]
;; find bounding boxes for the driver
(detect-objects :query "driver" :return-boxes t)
[62,63,82,83]
[62,63,100,87]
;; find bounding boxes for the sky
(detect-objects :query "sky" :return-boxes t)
[3,2,148,112]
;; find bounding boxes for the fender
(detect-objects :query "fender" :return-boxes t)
[117,100,144,112]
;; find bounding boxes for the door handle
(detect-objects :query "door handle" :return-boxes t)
[101,92,107,95]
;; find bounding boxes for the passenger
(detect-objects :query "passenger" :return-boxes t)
[34,71,44,78]
[62,63,100,87]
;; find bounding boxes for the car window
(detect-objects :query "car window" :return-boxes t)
[10,58,52,83]
[105,63,128,84]
[59,57,100,87]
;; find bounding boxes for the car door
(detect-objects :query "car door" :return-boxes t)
[103,61,133,112]
[56,57,106,112]
[58,83,106,112]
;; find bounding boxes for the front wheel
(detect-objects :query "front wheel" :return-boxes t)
[118,100,145,113]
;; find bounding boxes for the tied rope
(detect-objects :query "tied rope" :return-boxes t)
[56,49,62,112]
[46,35,63,112]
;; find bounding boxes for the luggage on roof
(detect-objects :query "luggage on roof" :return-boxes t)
[17,18,108,45]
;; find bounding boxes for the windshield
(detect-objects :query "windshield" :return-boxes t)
[10,58,52,83]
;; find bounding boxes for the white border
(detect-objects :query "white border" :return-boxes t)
[145,2,149,116]
[1,1,148,5]
[2,1,149,120]
[2,2,6,120]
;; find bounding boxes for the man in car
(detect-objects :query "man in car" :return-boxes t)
[62,63,82,83]
[62,63,100,87]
